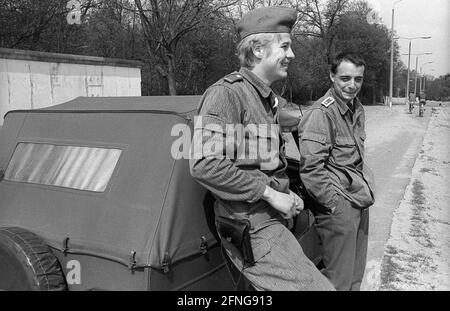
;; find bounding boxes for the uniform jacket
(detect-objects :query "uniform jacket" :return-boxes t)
[298,88,375,210]
[189,68,289,225]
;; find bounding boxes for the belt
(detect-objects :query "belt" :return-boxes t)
[214,199,286,229]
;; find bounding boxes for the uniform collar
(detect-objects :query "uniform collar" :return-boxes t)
[239,67,274,99]
[329,88,361,116]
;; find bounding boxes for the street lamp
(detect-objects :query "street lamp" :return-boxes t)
[413,54,432,97]
[400,53,433,98]
[389,0,403,108]
[397,36,431,102]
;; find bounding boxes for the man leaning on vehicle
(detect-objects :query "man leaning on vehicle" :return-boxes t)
[298,52,375,291]
[189,6,335,291]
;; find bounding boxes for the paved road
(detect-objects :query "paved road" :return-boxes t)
[361,103,440,290]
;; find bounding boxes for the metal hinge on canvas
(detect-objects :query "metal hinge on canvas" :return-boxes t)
[200,236,208,255]
[62,237,70,255]
[162,252,171,274]
[128,251,137,270]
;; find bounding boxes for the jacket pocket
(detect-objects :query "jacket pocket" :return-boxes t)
[250,125,281,171]
[333,136,357,164]
[300,132,327,145]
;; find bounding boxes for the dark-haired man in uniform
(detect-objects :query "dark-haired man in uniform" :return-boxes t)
[298,52,375,291]
[189,6,334,291]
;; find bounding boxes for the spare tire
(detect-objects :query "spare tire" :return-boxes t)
[0,227,67,291]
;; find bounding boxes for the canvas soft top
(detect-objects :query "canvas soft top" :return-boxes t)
[5,95,200,116]
[0,95,216,271]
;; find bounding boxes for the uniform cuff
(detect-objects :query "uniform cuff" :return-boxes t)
[248,182,267,203]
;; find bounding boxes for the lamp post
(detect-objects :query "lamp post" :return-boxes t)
[398,36,431,102]
[406,41,412,102]
[413,54,432,97]
[389,0,403,108]
[414,56,418,97]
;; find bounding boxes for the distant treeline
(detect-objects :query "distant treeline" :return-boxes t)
[1,0,448,103]
[425,75,450,101]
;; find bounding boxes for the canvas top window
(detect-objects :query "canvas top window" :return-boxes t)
[4,142,122,192]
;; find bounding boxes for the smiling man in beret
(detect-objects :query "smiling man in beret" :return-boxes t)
[190,6,335,291]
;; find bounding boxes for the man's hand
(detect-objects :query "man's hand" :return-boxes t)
[290,190,304,214]
[262,186,304,219]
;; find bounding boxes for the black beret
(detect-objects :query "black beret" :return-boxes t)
[237,6,298,40]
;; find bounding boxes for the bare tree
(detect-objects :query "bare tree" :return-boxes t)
[0,0,63,49]
[241,0,292,11]
[134,0,239,95]
[0,0,99,51]
[292,0,349,63]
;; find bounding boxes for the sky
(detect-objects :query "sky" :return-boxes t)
[366,0,450,77]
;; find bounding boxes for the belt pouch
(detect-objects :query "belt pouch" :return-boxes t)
[216,216,255,266]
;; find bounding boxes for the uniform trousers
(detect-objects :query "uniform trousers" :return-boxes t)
[314,197,369,291]
[221,219,335,291]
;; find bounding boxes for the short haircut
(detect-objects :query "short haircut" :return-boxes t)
[331,52,366,74]
[237,33,281,69]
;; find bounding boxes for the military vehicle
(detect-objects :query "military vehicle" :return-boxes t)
[0,96,320,290]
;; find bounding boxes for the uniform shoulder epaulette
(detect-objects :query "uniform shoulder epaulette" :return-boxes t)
[223,72,243,84]
[321,97,335,108]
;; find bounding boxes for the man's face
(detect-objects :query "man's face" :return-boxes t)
[330,60,365,102]
[259,33,295,84]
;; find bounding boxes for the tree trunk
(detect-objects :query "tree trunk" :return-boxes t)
[167,55,177,95]
[372,85,376,105]
[167,73,177,95]
[379,87,384,104]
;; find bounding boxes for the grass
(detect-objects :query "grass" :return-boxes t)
[379,245,435,290]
